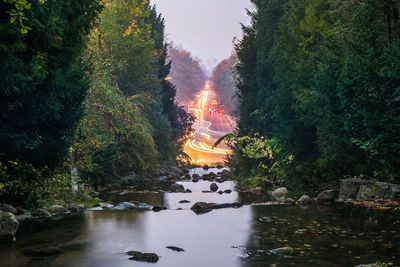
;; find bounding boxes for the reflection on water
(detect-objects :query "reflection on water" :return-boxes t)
[1,169,399,267]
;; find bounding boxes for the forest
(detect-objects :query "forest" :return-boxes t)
[229,0,400,192]
[1,1,400,266]
[0,0,194,207]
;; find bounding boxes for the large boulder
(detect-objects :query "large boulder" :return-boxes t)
[357,182,400,200]
[317,190,336,204]
[210,183,219,192]
[0,211,19,242]
[271,187,289,201]
[33,208,51,218]
[338,178,373,200]
[0,203,17,215]
[170,183,185,193]
[67,204,86,213]
[48,205,68,215]
[296,195,312,206]
[15,209,33,222]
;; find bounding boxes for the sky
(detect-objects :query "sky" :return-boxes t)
[150,0,254,73]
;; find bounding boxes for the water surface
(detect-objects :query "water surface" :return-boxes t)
[1,168,399,267]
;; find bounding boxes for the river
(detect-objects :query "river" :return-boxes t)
[1,167,399,267]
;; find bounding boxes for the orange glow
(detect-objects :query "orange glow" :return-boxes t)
[184,80,235,165]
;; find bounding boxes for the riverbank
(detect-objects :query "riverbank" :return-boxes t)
[1,167,399,267]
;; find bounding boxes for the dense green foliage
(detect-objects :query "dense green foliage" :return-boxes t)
[75,0,194,186]
[0,0,101,168]
[0,0,194,205]
[233,0,400,189]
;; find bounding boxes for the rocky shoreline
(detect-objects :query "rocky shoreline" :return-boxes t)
[1,165,399,267]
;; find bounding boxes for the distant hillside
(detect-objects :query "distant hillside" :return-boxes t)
[211,52,238,116]
[168,44,208,103]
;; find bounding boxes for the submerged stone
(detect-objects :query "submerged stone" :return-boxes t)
[268,246,296,256]
[23,247,63,257]
[166,246,185,252]
[127,251,159,263]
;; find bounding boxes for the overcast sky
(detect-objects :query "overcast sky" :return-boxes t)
[151,0,254,72]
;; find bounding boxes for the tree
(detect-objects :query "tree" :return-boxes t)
[233,0,400,189]
[0,0,101,168]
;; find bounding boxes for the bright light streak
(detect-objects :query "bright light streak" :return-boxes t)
[183,80,235,164]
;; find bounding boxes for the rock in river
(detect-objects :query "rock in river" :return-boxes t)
[258,216,274,223]
[215,178,225,183]
[271,187,289,201]
[356,182,400,200]
[166,246,185,252]
[32,208,51,218]
[0,211,19,242]
[178,200,191,204]
[0,203,17,215]
[191,202,214,213]
[191,202,242,214]
[127,251,159,263]
[113,202,152,211]
[68,204,86,213]
[268,246,296,256]
[317,190,336,204]
[98,203,114,210]
[152,206,167,212]
[338,178,373,200]
[48,205,68,215]
[210,183,219,192]
[296,195,312,206]
[170,183,185,193]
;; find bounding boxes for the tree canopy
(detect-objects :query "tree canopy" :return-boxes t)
[233,0,400,189]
